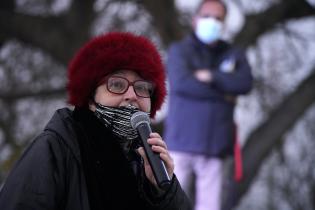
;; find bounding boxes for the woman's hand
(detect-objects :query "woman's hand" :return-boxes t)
[136,132,174,188]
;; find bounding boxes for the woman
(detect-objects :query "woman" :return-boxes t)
[0,32,192,210]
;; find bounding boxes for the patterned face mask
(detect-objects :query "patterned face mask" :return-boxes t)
[94,103,148,141]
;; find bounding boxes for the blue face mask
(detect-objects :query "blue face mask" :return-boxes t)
[195,17,223,44]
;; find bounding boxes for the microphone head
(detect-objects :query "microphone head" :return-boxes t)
[130,111,150,129]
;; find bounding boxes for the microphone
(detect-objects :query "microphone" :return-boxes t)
[130,111,171,190]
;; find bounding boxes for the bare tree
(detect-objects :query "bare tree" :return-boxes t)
[0,0,315,209]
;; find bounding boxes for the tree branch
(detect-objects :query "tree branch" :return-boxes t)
[223,68,315,209]
[115,0,187,47]
[0,88,66,101]
[0,0,96,65]
[234,0,315,47]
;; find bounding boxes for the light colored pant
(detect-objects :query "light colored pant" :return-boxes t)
[171,151,223,210]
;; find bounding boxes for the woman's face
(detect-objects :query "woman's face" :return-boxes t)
[89,70,152,113]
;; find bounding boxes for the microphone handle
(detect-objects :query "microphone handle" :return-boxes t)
[137,123,171,190]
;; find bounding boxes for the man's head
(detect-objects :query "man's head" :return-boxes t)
[67,32,166,118]
[195,0,227,19]
[193,0,227,44]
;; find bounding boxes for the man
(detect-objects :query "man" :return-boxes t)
[164,1,253,210]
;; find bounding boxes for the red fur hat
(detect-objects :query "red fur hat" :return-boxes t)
[67,32,166,118]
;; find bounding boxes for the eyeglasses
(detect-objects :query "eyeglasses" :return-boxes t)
[103,76,154,98]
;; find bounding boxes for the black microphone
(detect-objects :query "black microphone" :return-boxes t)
[130,111,171,190]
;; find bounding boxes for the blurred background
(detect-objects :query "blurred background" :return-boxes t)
[0,0,315,209]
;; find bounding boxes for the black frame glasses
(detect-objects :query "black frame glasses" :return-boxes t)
[103,76,154,98]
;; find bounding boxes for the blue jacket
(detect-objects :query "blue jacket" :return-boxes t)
[164,34,253,157]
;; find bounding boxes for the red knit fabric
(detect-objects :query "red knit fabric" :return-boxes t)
[234,125,243,182]
[67,32,166,118]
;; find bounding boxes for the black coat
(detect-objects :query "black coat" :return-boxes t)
[0,108,191,210]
